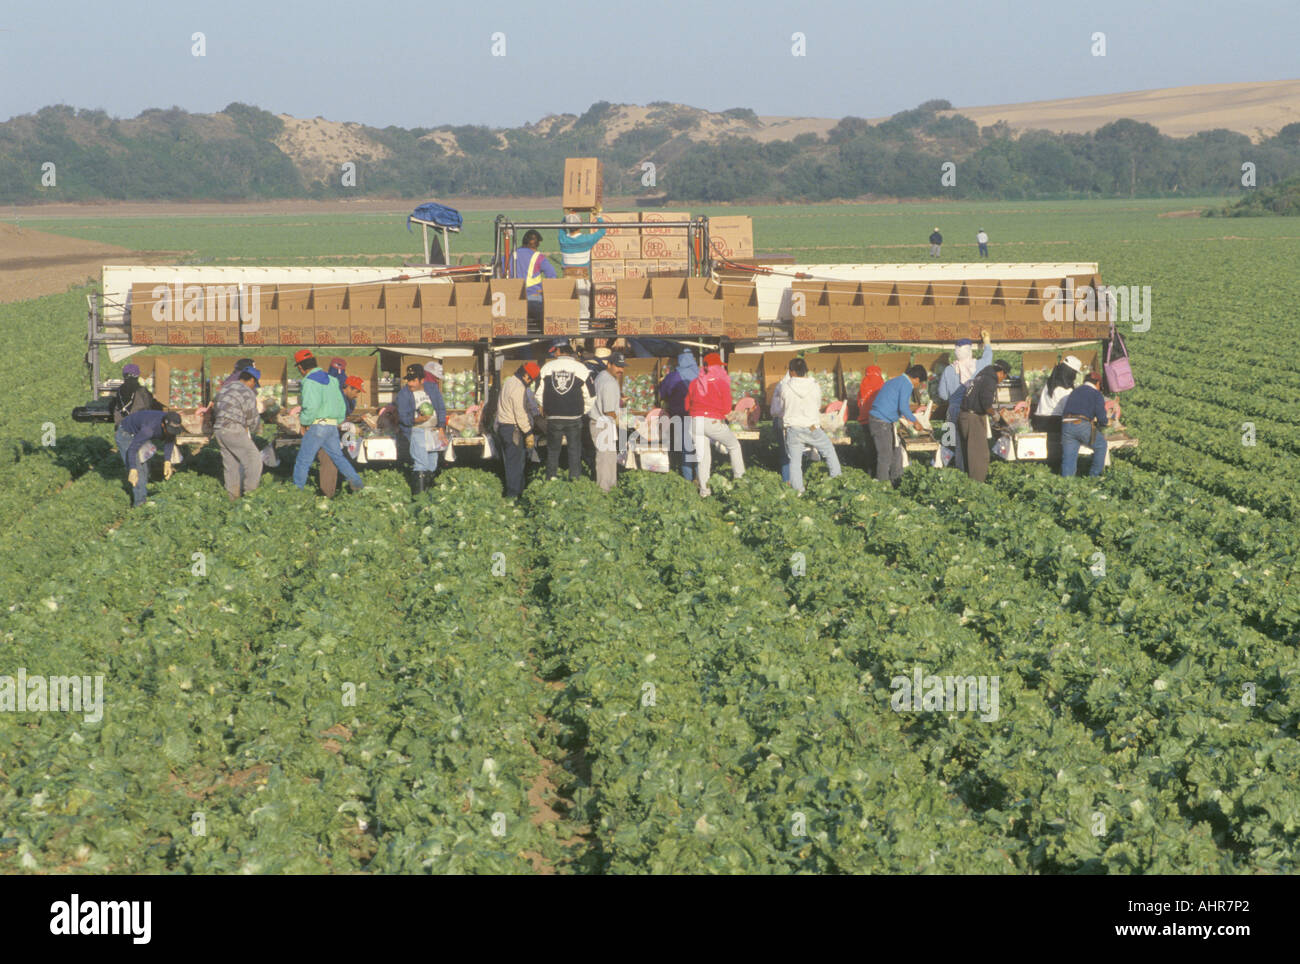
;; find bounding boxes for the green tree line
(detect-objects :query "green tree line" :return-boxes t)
[2,99,1298,205]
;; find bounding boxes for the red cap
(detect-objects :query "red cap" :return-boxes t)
[345,375,364,391]
[524,361,540,380]
[329,356,347,370]
[704,352,723,367]
[293,349,314,364]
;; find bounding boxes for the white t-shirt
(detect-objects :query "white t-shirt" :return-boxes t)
[1037,385,1071,416]
[977,232,988,244]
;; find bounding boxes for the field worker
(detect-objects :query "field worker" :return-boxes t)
[938,333,993,469]
[590,351,625,492]
[327,357,347,382]
[213,366,263,501]
[658,349,699,481]
[558,213,607,278]
[538,344,593,481]
[396,363,444,495]
[119,409,182,508]
[512,229,558,327]
[1060,371,1109,478]
[929,227,943,258]
[977,229,989,258]
[686,352,744,497]
[112,362,161,463]
[855,364,886,475]
[770,365,793,483]
[292,350,365,495]
[869,364,928,488]
[959,358,1012,483]
[580,345,610,473]
[496,361,541,500]
[1032,355,1081,467]
[318,375,366,499]
[219,357,256,390]
[781,357,842,495]
[422,362,449,450]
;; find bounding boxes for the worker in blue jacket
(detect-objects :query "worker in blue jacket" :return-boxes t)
[119,409,182,507]
[868,365,928,488]
[557,214,607,277]
[1059,371,1109,477]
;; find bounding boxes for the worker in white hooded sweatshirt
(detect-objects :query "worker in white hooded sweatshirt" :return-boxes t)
[937,332,993,470]
[780,357,842,494]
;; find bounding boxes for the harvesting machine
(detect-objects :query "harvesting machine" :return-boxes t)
[75,166,1135,467]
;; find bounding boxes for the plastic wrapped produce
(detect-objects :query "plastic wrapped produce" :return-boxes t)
[169,369,202,409]
[729,369,762,405]
[621,371,656,413]
[441,369,477,411]
[811,369,837,403]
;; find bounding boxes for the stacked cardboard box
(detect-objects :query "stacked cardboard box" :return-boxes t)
[277,285,313,345]
[722,278,759,339]
[706,215,754,261]
[454,282,492,342]
[241,285,279,346]
[615,279,654,335]
[541,279,581,336]
[419,284,456,344]
[563,158,603,210]
[383,284,421,344]
[488,278,527,337]
[312,286,350,345]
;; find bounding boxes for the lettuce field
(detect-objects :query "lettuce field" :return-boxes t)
[2,199,1298,874]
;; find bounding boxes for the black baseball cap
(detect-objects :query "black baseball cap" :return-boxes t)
[404,363,425,380]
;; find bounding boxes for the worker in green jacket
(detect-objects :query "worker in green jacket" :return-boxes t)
[291,349,364,492]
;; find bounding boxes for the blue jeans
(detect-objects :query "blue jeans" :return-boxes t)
[115,425,133,470]
[785,424,841,492]
[498,425,526,498]
[295,423,364,490]
[1061,421,1107,477]
[130,455,150,506]
[774,416,791,484]
[978,242,989,257]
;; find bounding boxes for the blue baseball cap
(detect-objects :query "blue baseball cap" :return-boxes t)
[241,367,262,383]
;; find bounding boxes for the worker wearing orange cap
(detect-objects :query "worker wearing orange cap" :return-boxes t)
[495,360,541,499]
[685,351,745,497]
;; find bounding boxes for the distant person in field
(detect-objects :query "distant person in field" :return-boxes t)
[1060,371,1109,478]
[976,229,989,258]
[512,229,558,328]
[929,227,943,258]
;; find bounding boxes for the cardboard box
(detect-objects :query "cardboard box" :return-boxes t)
[965,278,1000,305]
[382,284,422,344]
[312,286,350,345]
[641,235,688,260]
[563,157,603,210]
[454,282,492,341]
[723,279,759,339]
[240,285,279,346]
[592,236,642,260]
[593,284,618,311]
[616,279,655,336]
[894,281,929,307]
[488,278,527,337]
[760,351,798,411]
[790,281,830,325]
[592,262,623,283]
[622,259,654,279]
[931,305,969,329]
[859,281,894,306]
[592,211,639,238]
[418,283,456,344]
[198,285,242,346]
[640,211,690,235]
[826,280,865,329]
[128,283,168,345]
[154,354,205,407]
[541,279,580,336]
[655,259,689,277]
[874,352,912,379]
[276,285,313,345]
[706,215,754,261]
[685,278,724,336]
[161,283,205,345]
[651,277,689,334]
[341,354,379,408]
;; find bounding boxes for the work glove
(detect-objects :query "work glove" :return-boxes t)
[524,433,536,450]
[981,328,991,345]
[162,461,174,480]
[127,469,139,486]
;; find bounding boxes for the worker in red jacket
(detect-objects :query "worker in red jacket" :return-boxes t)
[685,352,745,497]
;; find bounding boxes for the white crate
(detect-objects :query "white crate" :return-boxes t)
[363,437,398,462]
[1015,433,1048,460]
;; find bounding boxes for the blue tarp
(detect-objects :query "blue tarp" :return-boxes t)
[407,202,463,231]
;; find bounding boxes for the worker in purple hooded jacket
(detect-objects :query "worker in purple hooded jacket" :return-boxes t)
[657,349,699,482]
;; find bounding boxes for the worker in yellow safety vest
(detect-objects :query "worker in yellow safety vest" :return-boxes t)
[511,229,558,326]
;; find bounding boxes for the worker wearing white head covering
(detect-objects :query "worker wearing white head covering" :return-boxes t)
[937,331,994,471]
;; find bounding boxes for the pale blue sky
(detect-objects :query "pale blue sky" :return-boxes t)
[3,0,1295,127]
